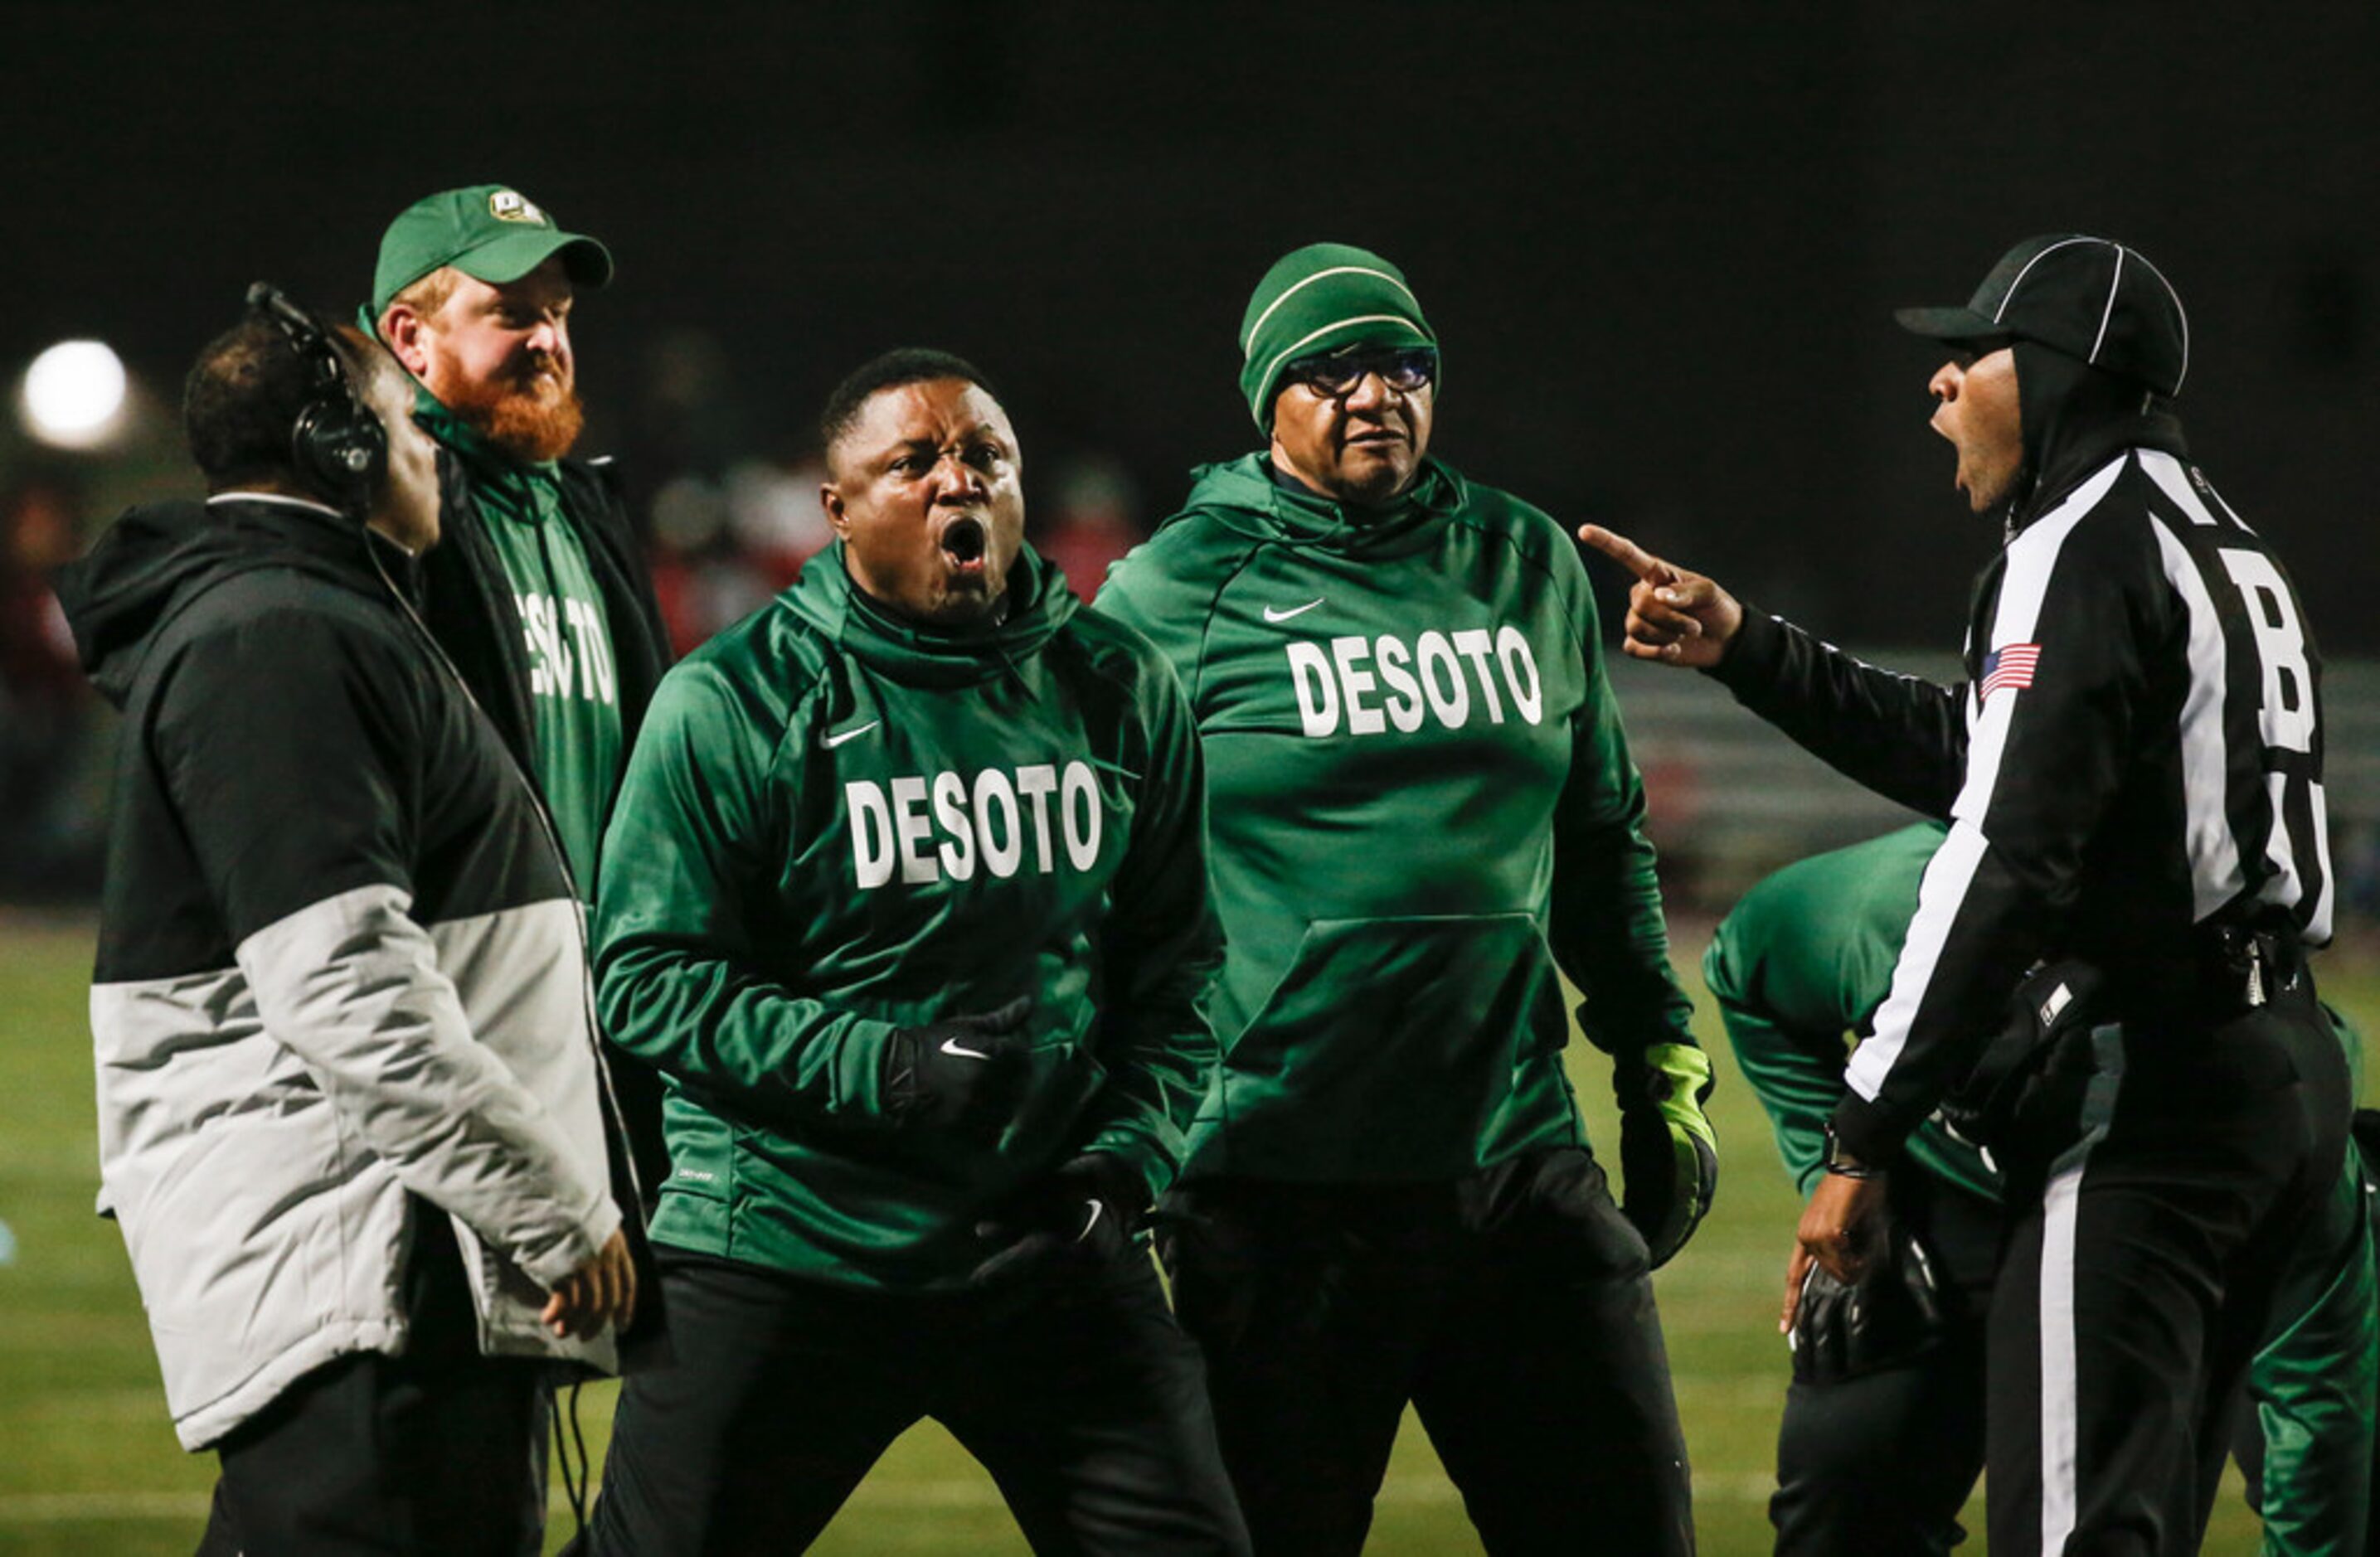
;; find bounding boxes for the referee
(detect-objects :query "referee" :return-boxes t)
[1586,235,2350,1554]
[1707,823,2376,1555]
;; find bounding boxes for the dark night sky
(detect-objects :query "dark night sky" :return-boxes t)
[4,2,2373,647]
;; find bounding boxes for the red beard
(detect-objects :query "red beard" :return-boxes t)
[443,367,585,463]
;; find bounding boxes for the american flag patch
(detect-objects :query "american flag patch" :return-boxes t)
[1979,643,2040,700]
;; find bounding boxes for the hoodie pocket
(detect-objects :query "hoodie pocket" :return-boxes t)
[1220,911,1570,1172]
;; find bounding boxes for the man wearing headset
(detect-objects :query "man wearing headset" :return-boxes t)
[56,293,637,1555]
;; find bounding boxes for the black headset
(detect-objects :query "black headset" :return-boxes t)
[244,282,388,510]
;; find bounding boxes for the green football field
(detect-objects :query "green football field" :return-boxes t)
[4,914,2373,1555]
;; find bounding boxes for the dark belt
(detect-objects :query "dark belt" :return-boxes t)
[2197,922,2305,1011]
[2111,922,2306,1027]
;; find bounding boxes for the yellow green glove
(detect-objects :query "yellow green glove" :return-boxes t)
[1614,1041,1717,1268]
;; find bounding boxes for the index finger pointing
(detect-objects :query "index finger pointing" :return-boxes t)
[1576,524,1676,585]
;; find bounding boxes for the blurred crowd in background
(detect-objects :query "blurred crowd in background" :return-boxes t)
[619,327,1149,662]
[7,327,2380,939]
[0,475,94,902]
[3,5,2378,943]
[0,327,1158,907]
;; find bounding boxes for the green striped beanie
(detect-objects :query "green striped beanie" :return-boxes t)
[1238,243,1435,433]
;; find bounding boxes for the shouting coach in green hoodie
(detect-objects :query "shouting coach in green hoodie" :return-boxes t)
[584,350,1247,1554]
[1096,245,1711,1554]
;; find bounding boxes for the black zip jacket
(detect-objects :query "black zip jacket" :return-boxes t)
[420,450,669,782]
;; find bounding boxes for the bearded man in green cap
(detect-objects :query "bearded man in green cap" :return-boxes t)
[1095,243,1709,1554]
[370,184,674,1213]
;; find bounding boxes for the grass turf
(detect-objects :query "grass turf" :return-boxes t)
[5,914,2372,1555]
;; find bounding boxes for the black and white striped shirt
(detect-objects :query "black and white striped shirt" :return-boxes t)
[1711,447,2331,1159]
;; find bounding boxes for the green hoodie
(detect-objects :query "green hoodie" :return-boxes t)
[593,544,1221,1288]
[1095,455,1692,1181]
[1702,822,2001,1203]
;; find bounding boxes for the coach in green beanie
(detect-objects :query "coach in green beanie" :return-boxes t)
[1096,244,1708,1552]
[1236,242,1437,433]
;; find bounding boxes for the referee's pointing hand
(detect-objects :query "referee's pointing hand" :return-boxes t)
[1577,525,1744,669]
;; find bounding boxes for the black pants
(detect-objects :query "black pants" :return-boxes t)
[196,1208,549,1557]
[586,1246,1248,1555]
[1158,1147,1694,1556]
[1986,983,2352,1556]
[1770,1172,2001,1556]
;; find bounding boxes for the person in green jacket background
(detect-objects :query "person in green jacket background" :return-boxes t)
[1707,822,2377,1556]
[1095,244,1712,1555]
[583,350,1247,1555]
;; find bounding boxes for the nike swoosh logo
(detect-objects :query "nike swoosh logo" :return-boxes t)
[940,1037,993,1060]
[1262,599,1326,623]
[1076,1200,1104,1243]
[823,720,880,749]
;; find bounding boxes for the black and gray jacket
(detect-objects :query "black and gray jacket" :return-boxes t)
[56,494,626,1451]
[1707,365,2331,1163]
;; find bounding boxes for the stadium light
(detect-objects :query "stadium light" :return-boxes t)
[19,339,129,449]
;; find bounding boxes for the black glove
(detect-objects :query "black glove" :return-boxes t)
[1790,1222,1948,1385]
[1940,958,2104,1152]
[882,997,1032,1138]
[969,1152,1141,1288]
[1613,1041,1719,1268]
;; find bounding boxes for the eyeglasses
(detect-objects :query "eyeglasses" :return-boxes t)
[1282,346,1437,399]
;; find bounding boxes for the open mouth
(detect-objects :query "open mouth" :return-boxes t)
[940,515,988,572]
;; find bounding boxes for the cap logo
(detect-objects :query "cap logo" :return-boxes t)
[488,190,548,226]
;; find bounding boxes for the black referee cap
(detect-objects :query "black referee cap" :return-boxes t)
[1896,235,2189,397]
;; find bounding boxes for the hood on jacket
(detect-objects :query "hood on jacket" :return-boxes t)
[1162,453,1469,559]
[56,498,394,709]
[2003,342,2188,535]
[780,537,1076,689]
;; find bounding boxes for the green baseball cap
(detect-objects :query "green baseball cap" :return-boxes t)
[371,183,614,315]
